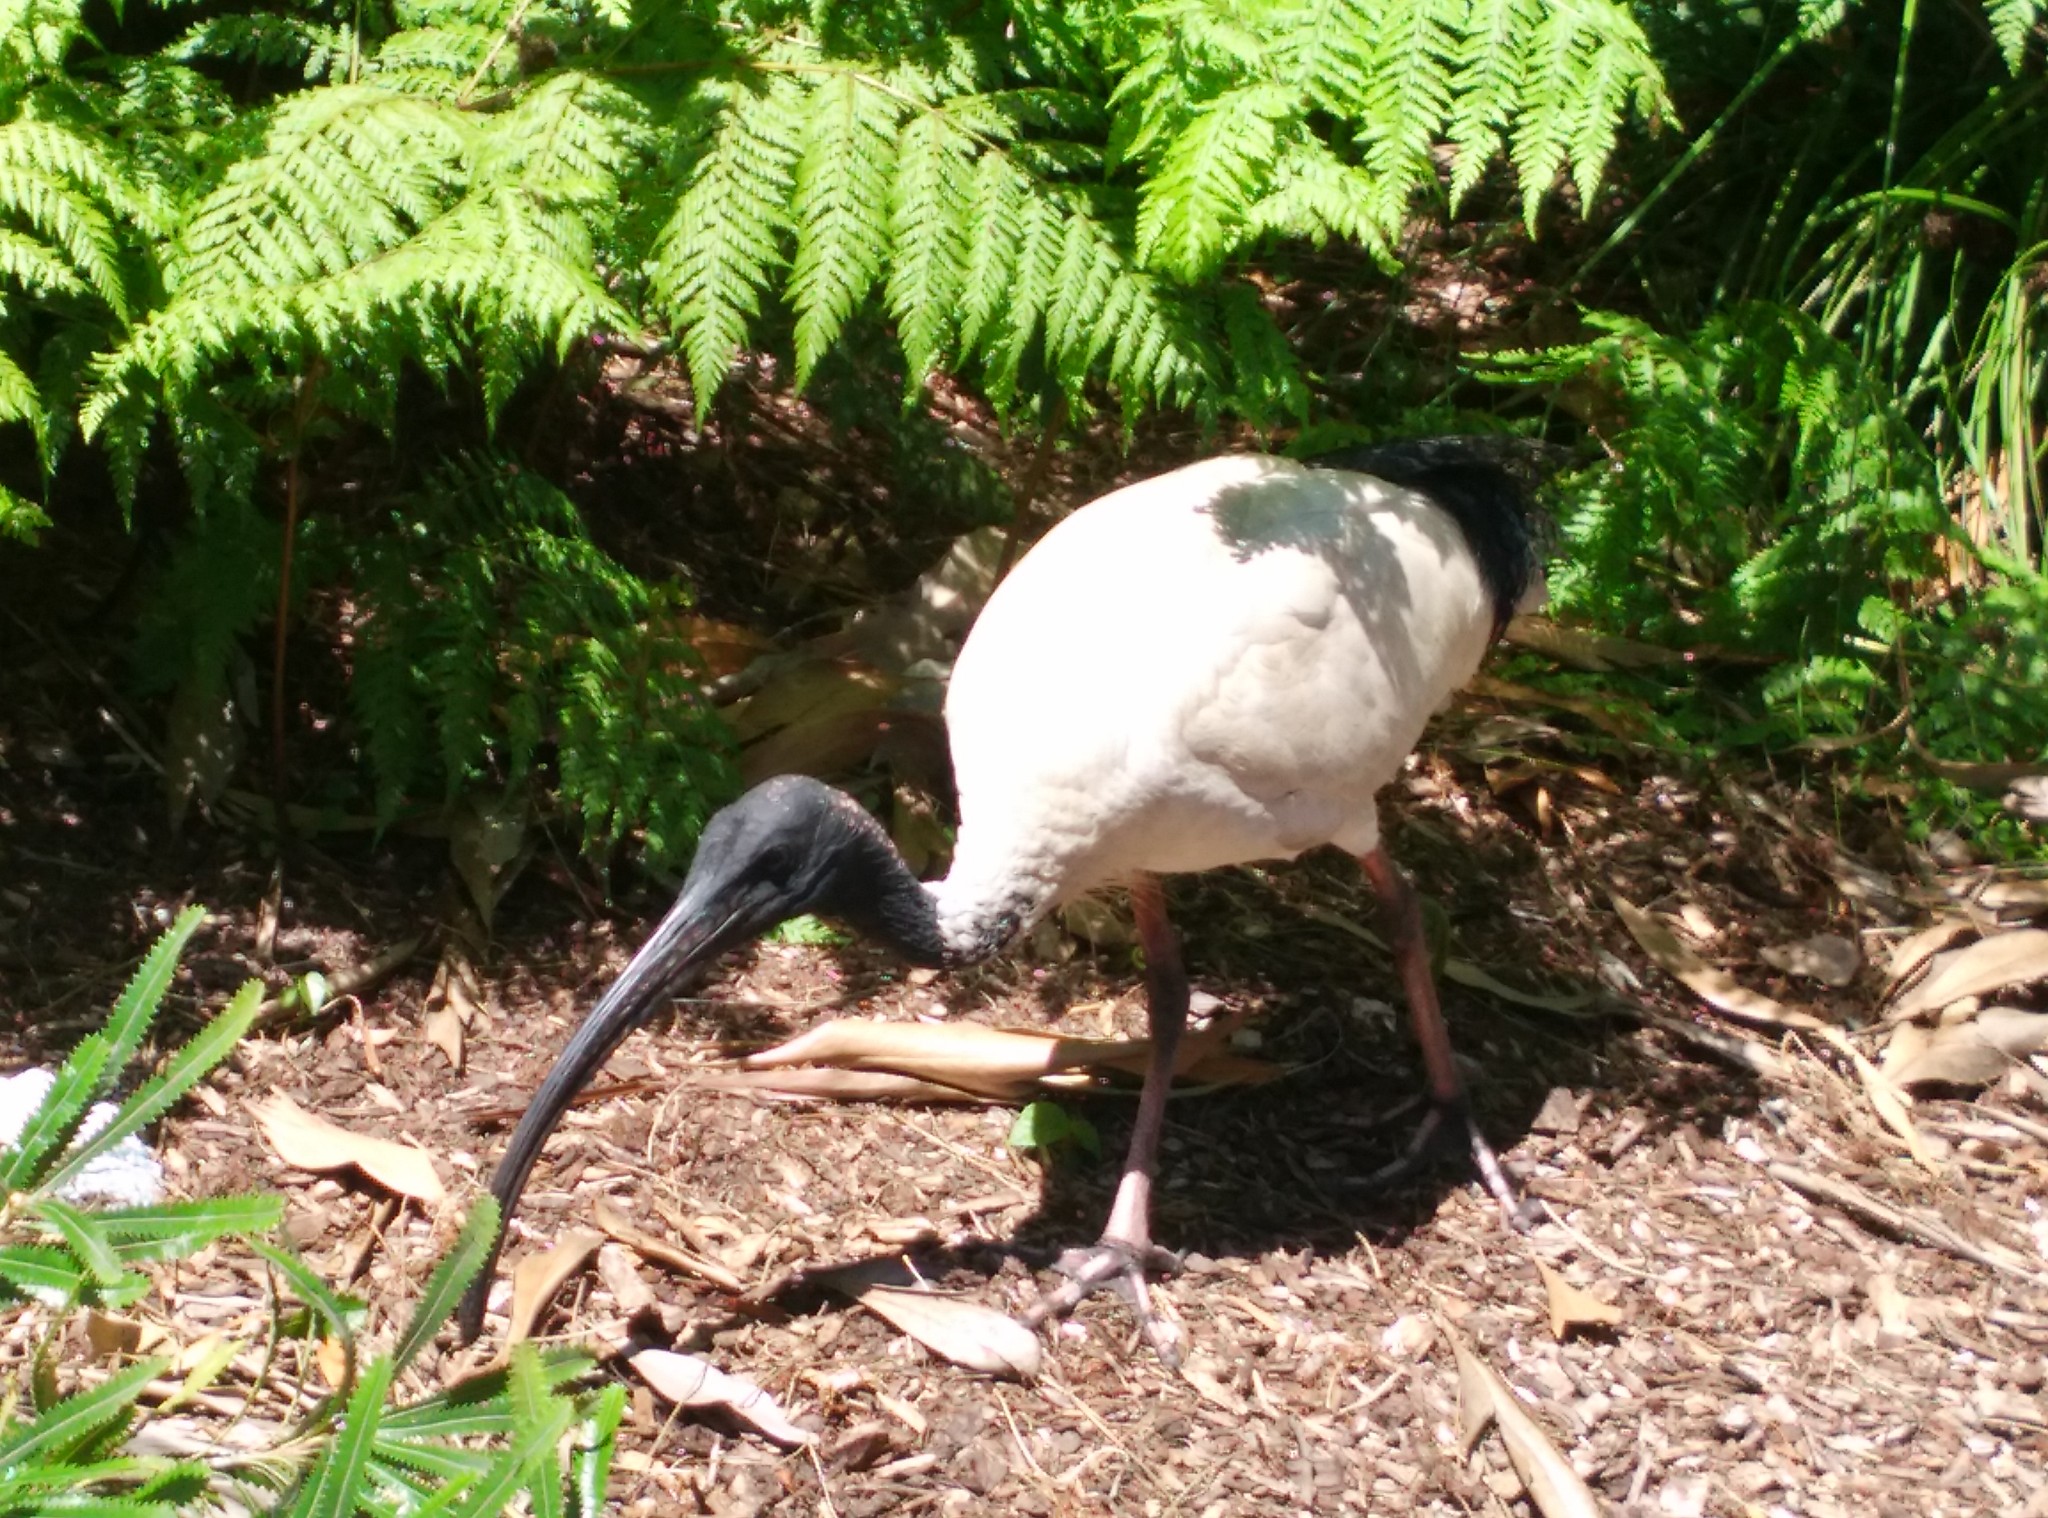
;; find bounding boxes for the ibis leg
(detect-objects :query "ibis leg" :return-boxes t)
[1022,874,1187,1363]
[1356,847,1533,1228]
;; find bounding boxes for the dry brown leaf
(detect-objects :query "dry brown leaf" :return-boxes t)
[1889,1008,2048,1088]
[506,1229,603,1347]
[251,1093,445,1203]
[1886,918,1977,990]
[1448,1329,1602,1518]
[739,1016,1276,1099]
[1534,1261,1623,1340]
[1889,929,2048,1021]
[816,1262,1041,1380]
[1613,896,1935,1168]
[423,1004,464,1072]
[1977,878,2048,920]
[689,1067,1023,1104]
[84,1311,145,1358]
[1611,895,1821,1032]
[628,1348,815,1446]
[314,1336,347,1388]
[596,1243,656,1315]
[592,1199,745,1294]
[1759,933,1860,988]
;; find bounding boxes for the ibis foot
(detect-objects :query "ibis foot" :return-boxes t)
[1356,1097,1541,1232]
[1021,1238,1185,1366]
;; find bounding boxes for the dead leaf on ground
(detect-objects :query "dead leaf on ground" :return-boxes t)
[1886,1008,2048,1088]
[314,1336,347,1388]
[814,1261,1042,1380]
[1760,932,1860,988]
[506,1229,603,1346]
[1613,895,1935,1168]
[250,1093,445,1204]
[1611,894,1822,1033]
[596,1243,656,1315]
[1975,878,2048,921]
[737,1016,1277,1102]
[1886,917,1977,990]
[592,1199,745,1294]
[628,1348,815,1446]
[692,1067,1010,1104]
[1448,1328,1602,1518]
[1888,929,2048,1021]
[1534,1261,1623,1339]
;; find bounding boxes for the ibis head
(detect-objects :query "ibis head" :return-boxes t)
[456,774,944,1339]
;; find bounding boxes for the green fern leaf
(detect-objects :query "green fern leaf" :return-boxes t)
[886,108,974,388]
[648,74,804,410]
[1986,0,2044,71]
[789,70,900,385]
[1134,81,1293,281]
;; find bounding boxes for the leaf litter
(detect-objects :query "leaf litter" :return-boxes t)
[11,607,2048,1516]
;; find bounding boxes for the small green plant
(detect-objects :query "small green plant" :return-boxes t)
[250,1198,622,1518]
[0,906,279,1313]
[0,909,626,1516]
[1006,1100,1100,1162]
[766,914,851,947]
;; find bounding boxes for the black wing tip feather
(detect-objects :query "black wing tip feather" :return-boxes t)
[1302,435,1557,636]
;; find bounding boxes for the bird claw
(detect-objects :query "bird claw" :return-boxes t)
[1356,1098,1540,1232]
[1021,1238,1185,1366]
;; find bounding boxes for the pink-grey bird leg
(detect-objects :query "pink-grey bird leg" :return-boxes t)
[1021,873,1187,1363]
[1357,847,1535,1229]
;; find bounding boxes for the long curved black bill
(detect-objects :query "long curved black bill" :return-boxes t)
[455,883,753,1342]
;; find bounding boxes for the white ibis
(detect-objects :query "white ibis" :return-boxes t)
[457,439,1547,1359]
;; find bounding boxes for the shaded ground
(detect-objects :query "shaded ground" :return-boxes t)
[3,585,2046,1515]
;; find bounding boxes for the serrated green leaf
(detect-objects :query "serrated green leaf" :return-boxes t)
[96,1194,287,1263]
[43,978,261,1197]
[0,1244,88,1307]
[569,1383,625,1518]
[300,1354,395,1518]
[0,1358,167,1469]
[1,906,207,1191]
[391,1196,497,1375]
[247,1238,361,1364]
[29,1198,129,1287]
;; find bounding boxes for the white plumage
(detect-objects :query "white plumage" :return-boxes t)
[464,440,1546,1359]
[935,454,1517,946]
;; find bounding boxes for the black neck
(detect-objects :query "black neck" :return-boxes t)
[820,809,951,967]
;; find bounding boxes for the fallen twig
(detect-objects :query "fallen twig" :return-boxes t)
[253,933,427,1028]
[1766,1163,2042,1282]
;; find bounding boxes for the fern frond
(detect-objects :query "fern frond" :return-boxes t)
[1987,0,2045,71]
[366,24,506,96]
[1352,0,1457,230]
[1507,0,1661,227]
[648,74,805,409]
[0,121,142,318]
[789,70,901,384]
[886,108,974,388]
[954,149,1025,361]
[1134,81,1293,280]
